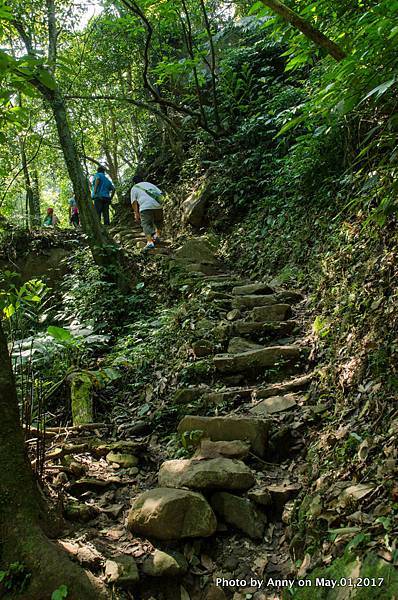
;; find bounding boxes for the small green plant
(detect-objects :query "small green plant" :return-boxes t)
[51,584,69,600]
[0,562,31,593]
[181,429,204,451]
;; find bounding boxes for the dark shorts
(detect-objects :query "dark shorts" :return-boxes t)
[140,209,164,236]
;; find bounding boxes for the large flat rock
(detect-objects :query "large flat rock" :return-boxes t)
[213,345,305,374]
[178,415,269,457]
[175,238,218,264]
[211,492,266,539]
[232,283,274,296]
[250,304,292,322]
[127,488,216,540]
[249,393,298,415]
[158,457,255,491]
[227,337,263,354]
[231,320,298,337]
[232,294,280,309]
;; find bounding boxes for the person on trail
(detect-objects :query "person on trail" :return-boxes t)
[68,196,80,227]
[91,165,115,226]
[43,207,59,227]
[130,175,164,251]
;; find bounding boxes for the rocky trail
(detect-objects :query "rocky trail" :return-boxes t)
[38,226,319,600]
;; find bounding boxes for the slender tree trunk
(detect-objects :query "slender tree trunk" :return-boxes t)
[260,0,346,61]
[198,0,222,130]
[40,89,130,290]
[31,170,41,226]
[19,138,40,228]
[0,322,107,600]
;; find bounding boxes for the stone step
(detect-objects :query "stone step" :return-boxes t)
[175,238,219,265]
[227,337,264,354]
[173,374,312,409]
[212,320,299,344]
[232,282,274,296]
[231,320,299,338]
[232,292,302,310]
[249,392,300,415]
[158,457,255,491]
[202,274,236,282]
[251,304,292,322]
[178,415,269,457]
[180,373,312,407]
[213,345,308,374]
[202,279,251,290]
[253,373,313,399]
[175,261,225,276]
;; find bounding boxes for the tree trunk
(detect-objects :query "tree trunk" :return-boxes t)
[261,0,346,61]
[0,322,107,600]
[42,89,131,291]
[31,170,41,226]
[18,137,35,229]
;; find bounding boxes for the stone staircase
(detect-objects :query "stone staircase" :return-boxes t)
[123,237,313,595]
[72,232,313,595]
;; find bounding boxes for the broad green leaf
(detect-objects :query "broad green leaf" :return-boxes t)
[47,326,73,341]
[274,115,305,137]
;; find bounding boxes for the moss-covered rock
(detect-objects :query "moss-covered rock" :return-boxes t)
[70,372,93,425]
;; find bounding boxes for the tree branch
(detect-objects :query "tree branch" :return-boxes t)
[118,0,220,138]
[64,93,179,131]
[261,0,346,62]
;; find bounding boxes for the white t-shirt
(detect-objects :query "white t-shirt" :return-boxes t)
[130,182,162,211]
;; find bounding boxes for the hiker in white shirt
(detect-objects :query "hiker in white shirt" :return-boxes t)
[130,175,164,250]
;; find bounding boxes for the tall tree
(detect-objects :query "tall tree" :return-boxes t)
[7,0,130,290]
[0,321,107,599]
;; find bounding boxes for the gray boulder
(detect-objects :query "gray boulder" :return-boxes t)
[211,492,266,539]
[141,549,187,577]
[158,457,255,491]
[182,181,209,227]
[178,415,269,457]
[128,487,216,540]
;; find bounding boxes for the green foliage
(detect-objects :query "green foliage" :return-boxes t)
[181,429,204,450]
[51,585,69,600]
[0,562,31,593]
[59,251,149,332]
[0,272,48,323]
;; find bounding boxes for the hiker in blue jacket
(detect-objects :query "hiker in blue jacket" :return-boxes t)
[91,166,115,226]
